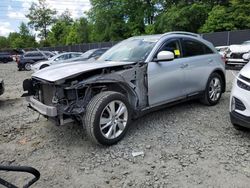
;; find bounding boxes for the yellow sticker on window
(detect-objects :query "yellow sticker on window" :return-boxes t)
[174,50,180,56]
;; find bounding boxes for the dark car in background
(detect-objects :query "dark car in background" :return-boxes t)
[17,51,55,71]
[0,52,14,63]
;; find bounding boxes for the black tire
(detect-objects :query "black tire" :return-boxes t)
[201,72,223,106]
[40,64,49,70]
[84,91,131,145]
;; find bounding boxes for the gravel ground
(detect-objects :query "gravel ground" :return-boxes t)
[1,62,250,188]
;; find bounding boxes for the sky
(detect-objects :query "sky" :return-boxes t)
[0,0,91,37]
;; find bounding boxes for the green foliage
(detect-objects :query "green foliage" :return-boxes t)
[155,3,210,33]
[8,23,37,49]
[66,18,90,44]
[199,5,235,32]
[0,36,10,49]
[47,10,75,46]
[26,0,57,39]
[200,0,250,33]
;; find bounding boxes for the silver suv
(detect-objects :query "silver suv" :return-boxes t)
[23,32,226,145]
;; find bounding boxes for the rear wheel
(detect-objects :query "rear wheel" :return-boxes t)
[24,63,31,71]
[84,91,131,145]
[201,72,223,106]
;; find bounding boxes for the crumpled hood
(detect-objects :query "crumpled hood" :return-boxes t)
[239,62,250,78]
[32,60,135,82]
[230,44,250,53]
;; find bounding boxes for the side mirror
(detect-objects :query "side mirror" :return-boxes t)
[156,51,174,62]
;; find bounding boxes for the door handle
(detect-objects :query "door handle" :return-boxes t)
[180,63,188,68]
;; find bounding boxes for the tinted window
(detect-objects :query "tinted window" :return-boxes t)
[182,39,214,57]
[157,39,182,58]
[25,52,40,57]
[204,45,214,54]
[182,40,204,57]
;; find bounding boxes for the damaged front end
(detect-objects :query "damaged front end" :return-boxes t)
[22,62,148,126]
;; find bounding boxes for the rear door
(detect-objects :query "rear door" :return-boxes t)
[180,38,216,95]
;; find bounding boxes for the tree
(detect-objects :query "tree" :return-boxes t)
[66,18,90,44]
[199,5,235,32]
[230,0,250,30]
[0,36,10,49]
[11,23,37,48]
[155,3,210,33]
[48,11,74,46]
[26,0,57,40]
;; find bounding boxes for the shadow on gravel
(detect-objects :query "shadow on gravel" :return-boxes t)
[0,98,22,107]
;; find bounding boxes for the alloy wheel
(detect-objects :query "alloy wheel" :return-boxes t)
[99,100,128,139]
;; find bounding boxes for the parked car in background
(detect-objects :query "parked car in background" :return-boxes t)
[0,79,4,95]
[23,32,225,145]
[0,52,13,63]
[17,51,55,71]
[230,61,250,130]
[216,46,228,57]
[226,40,250,66]
[31,52,83,71]
[31,48,109,72]
[61,48,109,63]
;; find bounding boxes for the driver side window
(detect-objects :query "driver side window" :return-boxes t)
[158,40,182,59]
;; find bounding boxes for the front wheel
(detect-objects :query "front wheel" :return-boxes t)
[84,91,131,145]
[24,63,32,71]
[201,72,223,106]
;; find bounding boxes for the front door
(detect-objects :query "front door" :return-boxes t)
[147,39,185,106]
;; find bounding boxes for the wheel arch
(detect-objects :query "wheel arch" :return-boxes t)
[211,69,226,93]
[40,64,49,69]
[89,81,139,111]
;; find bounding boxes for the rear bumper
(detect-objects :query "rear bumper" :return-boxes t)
[26,96,57,117]
[230,111,250,128]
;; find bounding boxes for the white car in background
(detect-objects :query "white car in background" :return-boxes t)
[226,40,250,66]
[31,52,83,71]
[230,60,250,130]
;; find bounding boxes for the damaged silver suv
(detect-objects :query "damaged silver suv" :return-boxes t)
[23,32,226,145]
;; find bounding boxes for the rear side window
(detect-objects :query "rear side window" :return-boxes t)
[71,53,82,58]
[182,39,214,57]
[25,52,42,57]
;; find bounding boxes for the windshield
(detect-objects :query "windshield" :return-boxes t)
[99,38,157,62]
[49,53,62,61]
[81,49,95,58]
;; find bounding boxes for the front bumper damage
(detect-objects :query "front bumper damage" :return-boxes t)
[26,96,57,117]
[23,62,148,126]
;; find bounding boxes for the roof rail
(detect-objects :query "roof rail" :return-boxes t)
[164,31,201,38]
